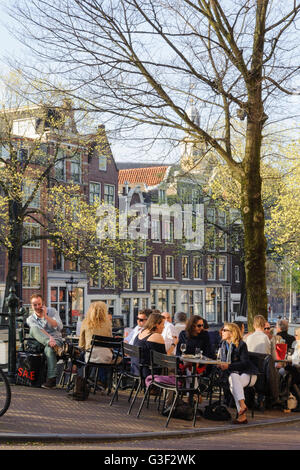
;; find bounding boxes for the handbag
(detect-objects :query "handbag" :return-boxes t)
[203,401,231,421]
[275,343,287,360]
[15,351,45,387]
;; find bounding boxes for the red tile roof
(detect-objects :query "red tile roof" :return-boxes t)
[118,166,169,186]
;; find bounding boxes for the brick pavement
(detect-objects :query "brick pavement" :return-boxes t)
[1,383,300,442]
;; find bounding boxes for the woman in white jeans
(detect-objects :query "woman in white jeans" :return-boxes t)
[218,323,258,424]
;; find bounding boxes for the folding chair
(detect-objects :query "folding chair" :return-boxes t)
[84,335,123,395]
[137,350,201,427]
[110,343,144,414]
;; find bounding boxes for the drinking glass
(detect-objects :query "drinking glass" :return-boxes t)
[180,343,187,355]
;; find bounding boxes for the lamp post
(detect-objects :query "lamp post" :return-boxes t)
[65,275,78,326]
[6,285,19,383]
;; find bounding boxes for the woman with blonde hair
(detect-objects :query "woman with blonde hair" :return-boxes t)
[218,322,258,424]
[79,301,112,363]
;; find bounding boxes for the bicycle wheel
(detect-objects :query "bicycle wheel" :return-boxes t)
[0,368,11,417]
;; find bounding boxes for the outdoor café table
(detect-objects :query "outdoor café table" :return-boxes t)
[180,355,229,405]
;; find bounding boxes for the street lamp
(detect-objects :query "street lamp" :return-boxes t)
[65,275,78,326]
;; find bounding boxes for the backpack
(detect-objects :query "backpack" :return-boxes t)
[71,375,90,401]
[24,338,45,355]
[203,401,231,421]
[162,398,194,421]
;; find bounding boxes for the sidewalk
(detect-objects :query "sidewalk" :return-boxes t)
[1,383,300,442]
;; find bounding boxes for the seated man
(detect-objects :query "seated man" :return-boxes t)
[245,315,271,355]
[26,293,64,389]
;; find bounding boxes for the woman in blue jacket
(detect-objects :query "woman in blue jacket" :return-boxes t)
[218,322,258,424]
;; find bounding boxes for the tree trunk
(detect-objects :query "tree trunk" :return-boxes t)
[241,121,268,330]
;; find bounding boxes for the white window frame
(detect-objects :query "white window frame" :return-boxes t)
[104,184,115,205]
[137,262,146,291]
[182,256,190,279]
[22,264,40,288]
[218,256,227,281]
[23,223,40,248]
[123,261,133,291]
[70,153,81,183]
[165,255,175,279]
[193,256,203,280]
[153,255,162,279]
[89,181,101,205]
[207,256,216,280]
[98,154,107,171]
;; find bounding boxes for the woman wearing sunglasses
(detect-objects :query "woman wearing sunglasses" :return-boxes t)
[218,322,258,424]
[176,315,210,357]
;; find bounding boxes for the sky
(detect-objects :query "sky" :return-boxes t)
[0,2,298,166]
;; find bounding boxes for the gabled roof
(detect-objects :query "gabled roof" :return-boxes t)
[118,166,170,187]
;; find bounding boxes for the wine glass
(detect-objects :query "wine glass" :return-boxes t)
[195,348,201,357]
[180,343,187,355]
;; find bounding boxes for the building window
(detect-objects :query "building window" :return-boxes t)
[123,261,133,290]
[52,249,63,271]
[153,255,162,278]
[23,183,40,208]
[157,289,167,312]
[234,265,240,283]
[165,255,174,278]
[0,144,10,160]
[89,182,101,205]
[54,149,66,181]
[206,287,216,322]
[193,256,203,279]
[163,220,174,242]
[218,256,227,280]
[137,262,146,291]
[182,256,190,279]
[181,290,194,316]
[98,154,107,171]
[151,218,161,242]
[23,264,40,288]
[23,224,40,248]
[158,189,166,204]
[70,153,81,183]
[194,290,204,315]
[207,256,216,280]
[104,184,115,205]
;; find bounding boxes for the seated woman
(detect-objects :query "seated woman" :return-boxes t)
[132,312,177,378]
[285,327,300,412]
[79,301,112,362]
[217,322,258,424]
[176,315,211,357]
[77,301,114,386]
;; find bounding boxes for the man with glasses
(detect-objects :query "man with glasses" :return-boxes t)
[124,309,152,345]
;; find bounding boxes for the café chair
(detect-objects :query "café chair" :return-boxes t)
[109,343,145,414]
[83,335,123,395]
[137,350,201,427]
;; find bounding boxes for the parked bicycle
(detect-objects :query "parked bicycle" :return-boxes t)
[0,367,11,416]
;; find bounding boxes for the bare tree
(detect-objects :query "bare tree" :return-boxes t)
[8,0,300,325]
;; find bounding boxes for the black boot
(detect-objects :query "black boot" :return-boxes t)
[291,384,300,412]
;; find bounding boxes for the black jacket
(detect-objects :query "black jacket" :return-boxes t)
[220,340,258,375]
[176,330,211,357]
[278,331,295,350]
